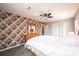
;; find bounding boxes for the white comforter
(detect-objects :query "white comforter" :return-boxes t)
[25,35,79,56]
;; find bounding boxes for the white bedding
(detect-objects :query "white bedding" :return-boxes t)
[25,35,79,56]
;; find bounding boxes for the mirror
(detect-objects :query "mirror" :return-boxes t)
[28,24,35,34]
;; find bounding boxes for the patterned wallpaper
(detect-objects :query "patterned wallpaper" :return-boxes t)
[0,10,45,51]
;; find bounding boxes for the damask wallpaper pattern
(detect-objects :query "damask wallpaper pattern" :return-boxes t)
[0,10,45,51]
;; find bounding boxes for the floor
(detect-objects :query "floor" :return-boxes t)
[0,44,35,56]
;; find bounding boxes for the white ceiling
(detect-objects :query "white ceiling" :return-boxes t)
[0,3,79,22]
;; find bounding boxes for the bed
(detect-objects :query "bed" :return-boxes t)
[24,33,79,56]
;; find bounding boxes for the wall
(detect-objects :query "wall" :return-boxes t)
[44,19,75,37]
[74,10,79,35]
[0,10,45,51]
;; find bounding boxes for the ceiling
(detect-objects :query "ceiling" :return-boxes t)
[0,3,79,23]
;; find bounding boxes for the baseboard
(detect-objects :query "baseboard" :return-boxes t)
[0,43,24,52]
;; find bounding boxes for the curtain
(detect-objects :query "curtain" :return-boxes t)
[52,21,67,37]
[44,19,74,37]
[52,20,74,37]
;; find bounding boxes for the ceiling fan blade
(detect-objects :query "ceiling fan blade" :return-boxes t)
[48,13,51,16]
[47,16,53,18]
[40,14,43,16]
[39,16,44,19]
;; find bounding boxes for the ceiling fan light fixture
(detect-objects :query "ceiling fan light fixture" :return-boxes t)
[39,12,53,20]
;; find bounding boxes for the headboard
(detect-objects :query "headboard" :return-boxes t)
[24,32,39,42]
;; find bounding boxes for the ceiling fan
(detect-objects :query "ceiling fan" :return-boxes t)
[39,12,53,20]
